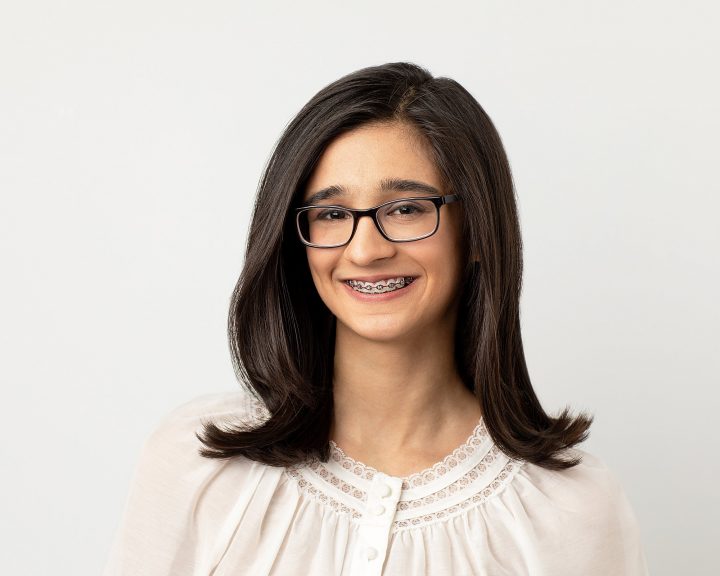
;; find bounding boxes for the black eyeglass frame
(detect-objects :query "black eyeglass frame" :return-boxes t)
[294,194,461,248]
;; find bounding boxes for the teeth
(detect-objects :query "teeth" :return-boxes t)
[346,276,415,294]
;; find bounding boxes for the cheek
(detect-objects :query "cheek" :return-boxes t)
[419,223,464,271]
[306,250,336,288]
[440,216,465,270]
[423,230,465,292]
[405,244,462,300]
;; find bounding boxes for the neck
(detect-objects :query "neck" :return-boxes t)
[329,318,482,457]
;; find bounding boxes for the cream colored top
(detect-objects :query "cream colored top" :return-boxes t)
[103,388,649,575]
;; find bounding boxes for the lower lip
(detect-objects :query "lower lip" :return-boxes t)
[342,278,418,302]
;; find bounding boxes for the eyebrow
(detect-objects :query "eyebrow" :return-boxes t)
[301,178,441,206]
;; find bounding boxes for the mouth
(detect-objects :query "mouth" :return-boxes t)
[344,276,416,295]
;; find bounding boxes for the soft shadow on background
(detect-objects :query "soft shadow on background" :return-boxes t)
[1,1,718,574]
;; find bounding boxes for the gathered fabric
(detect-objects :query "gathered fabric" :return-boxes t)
[103,390,649,576]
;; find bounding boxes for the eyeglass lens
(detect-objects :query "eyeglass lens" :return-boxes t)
[298,198,438,247]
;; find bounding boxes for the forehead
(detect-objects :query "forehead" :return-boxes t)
[303,122,442,203]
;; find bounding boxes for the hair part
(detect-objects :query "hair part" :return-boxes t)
[196,61,593,471]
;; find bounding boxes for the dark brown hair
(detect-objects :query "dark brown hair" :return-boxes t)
[196,62,593,470]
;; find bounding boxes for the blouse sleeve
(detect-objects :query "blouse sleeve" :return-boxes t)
[102,388,262,576]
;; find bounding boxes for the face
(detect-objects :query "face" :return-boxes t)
[301,121,466,343]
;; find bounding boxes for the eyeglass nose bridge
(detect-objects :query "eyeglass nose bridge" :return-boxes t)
[344,205,394,245]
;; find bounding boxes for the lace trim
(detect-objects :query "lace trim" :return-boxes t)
[328,419,489,489]
[397,444,502,510]
[285,453,524,532]
[285,466,364,519]
[393,459,523,531]
[308,458,367,502]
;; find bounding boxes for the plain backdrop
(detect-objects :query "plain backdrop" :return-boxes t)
[1,1,718,574]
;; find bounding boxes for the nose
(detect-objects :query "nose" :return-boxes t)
[343,214,396,265]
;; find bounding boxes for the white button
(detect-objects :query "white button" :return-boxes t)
[365,546,378,560]
[370,503,385,516]
[376,482,392,497]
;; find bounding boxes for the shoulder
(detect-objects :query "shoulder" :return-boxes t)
[127,386,268,496]
[533,447,624,492]
[152,386,266,432]
[103,387,269,574]
[126,386,272,518]
[559,447,635,511]
[142,386,267,459]
[516,447,647,568]
[524,447,637,521]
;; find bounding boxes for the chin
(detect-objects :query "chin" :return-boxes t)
[337,316,416,342]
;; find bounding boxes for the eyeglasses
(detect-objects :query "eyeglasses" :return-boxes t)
[295,194,461,248]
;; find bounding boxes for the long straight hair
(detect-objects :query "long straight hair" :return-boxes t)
[197,62,592,470]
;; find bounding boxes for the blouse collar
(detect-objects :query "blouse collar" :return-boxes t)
[285,415,523,532]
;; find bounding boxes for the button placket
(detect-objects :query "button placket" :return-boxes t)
[350,472,403,576]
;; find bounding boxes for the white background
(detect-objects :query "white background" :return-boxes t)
[1,1,718,574]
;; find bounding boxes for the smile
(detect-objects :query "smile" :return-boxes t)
[345,276,416,294]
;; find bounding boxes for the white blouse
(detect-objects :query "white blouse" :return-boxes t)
[103,388,649,575]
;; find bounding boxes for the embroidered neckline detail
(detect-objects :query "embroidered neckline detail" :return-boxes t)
[285,441,524,532]
[328,418,488,489]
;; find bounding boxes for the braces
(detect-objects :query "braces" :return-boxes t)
[347,277,415,293]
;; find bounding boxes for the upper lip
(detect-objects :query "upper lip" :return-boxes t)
[341,274,417,282]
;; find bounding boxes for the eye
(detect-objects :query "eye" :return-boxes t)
[386,202,429,217]
[393,204,419,215]
[315,208,351,221]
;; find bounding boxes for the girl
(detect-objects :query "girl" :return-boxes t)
[104,62,648,575]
